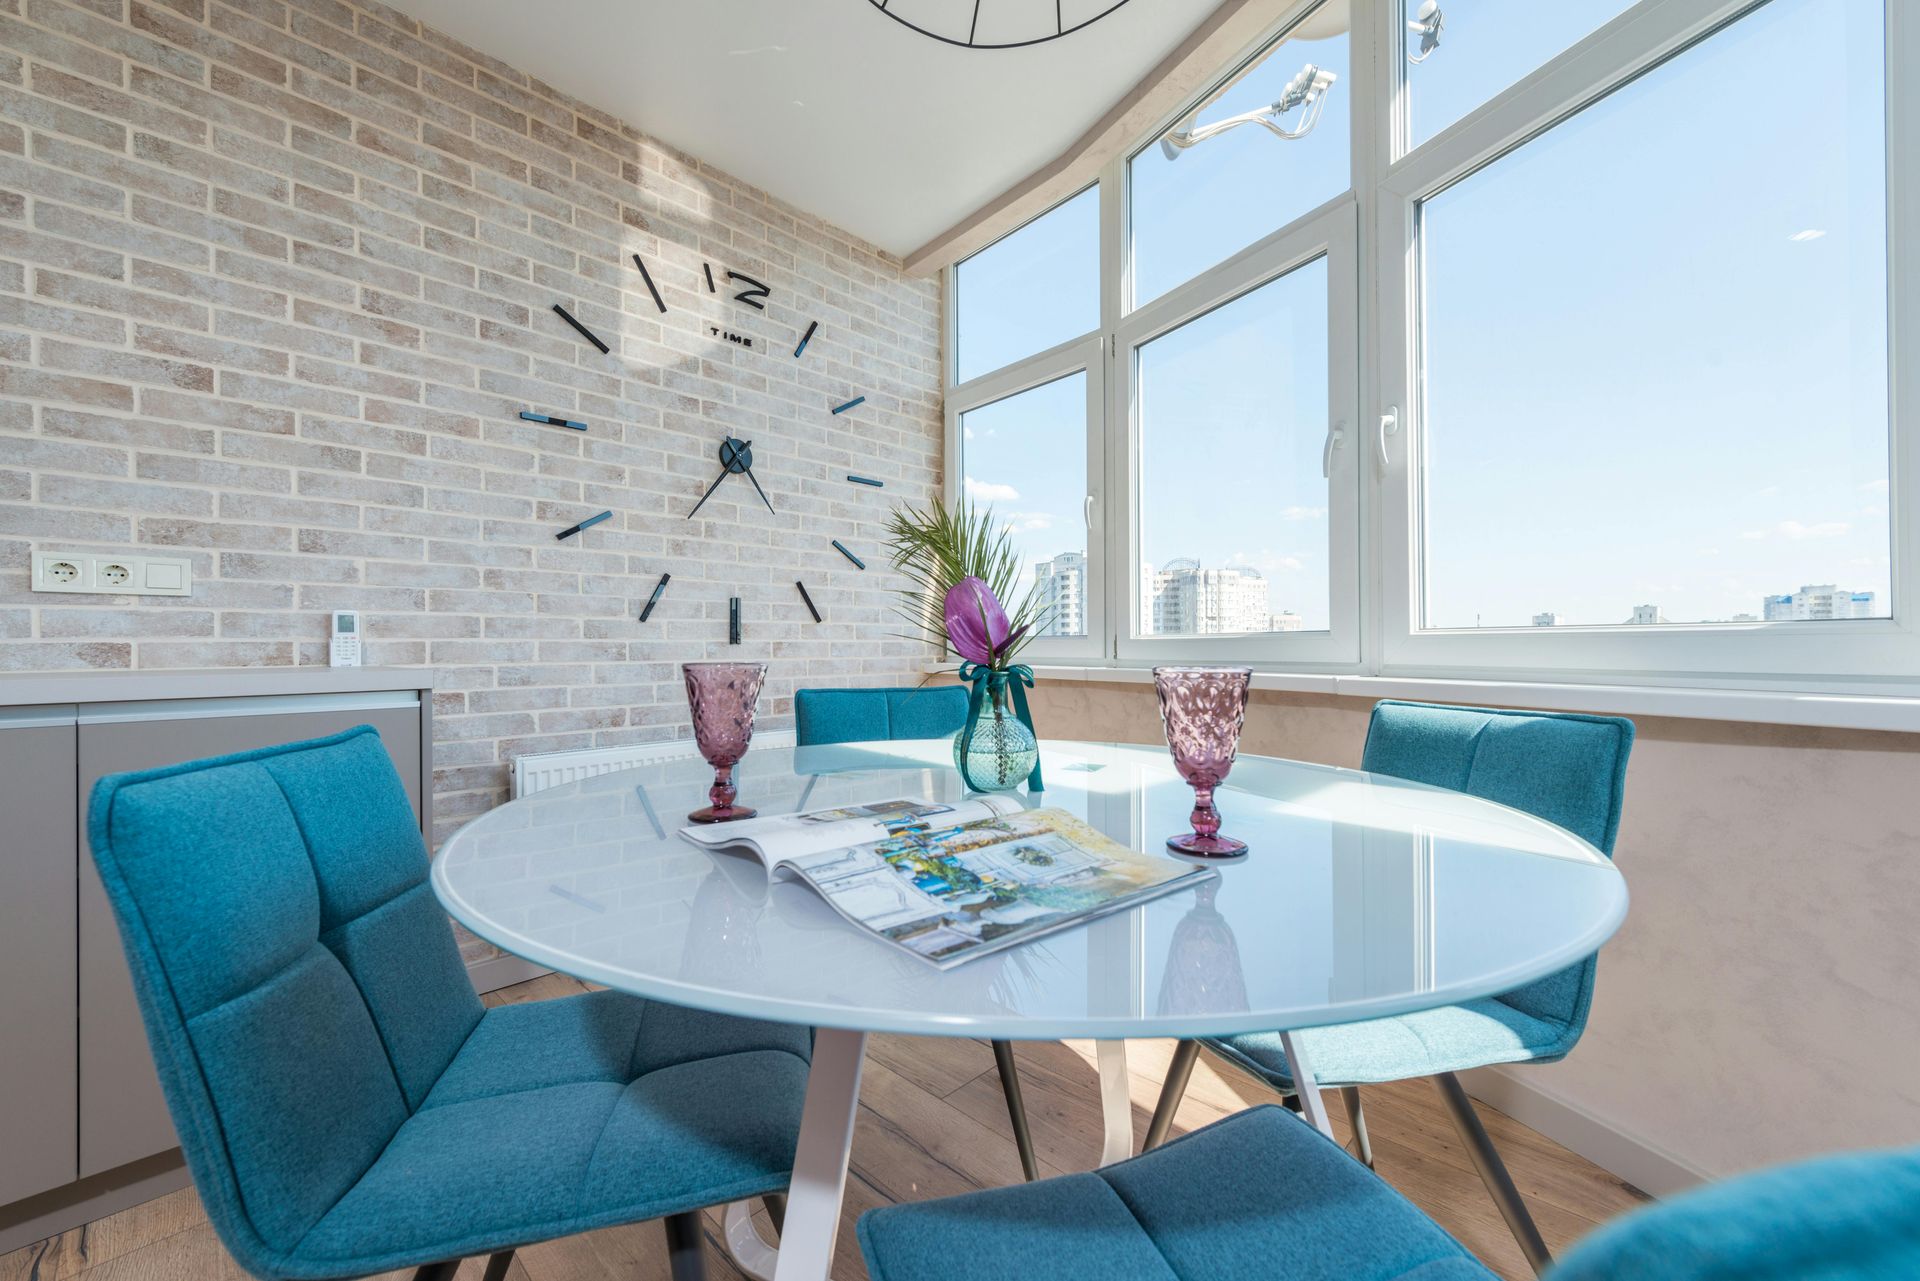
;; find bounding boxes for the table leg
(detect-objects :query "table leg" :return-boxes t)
[1094,1040,1133,1167]
[722,1200,778,1281]
[769,1028,866,1281]
[1277,1031,1336,1140]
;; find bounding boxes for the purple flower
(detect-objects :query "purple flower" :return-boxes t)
[943,576,1011,666]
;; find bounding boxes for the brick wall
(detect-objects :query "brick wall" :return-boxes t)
[0,0,945,843]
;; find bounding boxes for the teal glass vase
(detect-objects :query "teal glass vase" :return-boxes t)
[952,682,1039,793]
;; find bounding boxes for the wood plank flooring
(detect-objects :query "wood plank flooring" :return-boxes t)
[0,974,1647,1281]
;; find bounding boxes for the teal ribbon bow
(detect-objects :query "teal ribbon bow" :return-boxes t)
[955,662,1044,794]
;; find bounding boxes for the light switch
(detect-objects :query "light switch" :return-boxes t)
[142,561,185,591]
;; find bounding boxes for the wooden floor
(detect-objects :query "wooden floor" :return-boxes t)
[0,974,1646,1281]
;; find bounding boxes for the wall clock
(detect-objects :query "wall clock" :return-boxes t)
[538,252,889,644]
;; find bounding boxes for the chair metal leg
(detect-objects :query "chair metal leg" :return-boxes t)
[1143,1039,1201,1150]
[1434,1072,1552,1276]
[411,1264,460,1281]
[663,1209,708,1281]
[991,1039,1039,1182]
[1340,1086,1374,1169]
[480,1250,515,1281]
[761,1191,787,1236]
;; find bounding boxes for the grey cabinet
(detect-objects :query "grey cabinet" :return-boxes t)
[0,672,432,1252]
[0,708,79,1206]
[75,697,425,1177]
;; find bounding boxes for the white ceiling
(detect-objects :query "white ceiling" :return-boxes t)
[387,0,1222,257]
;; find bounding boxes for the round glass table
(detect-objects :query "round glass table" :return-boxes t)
[432,738,1628,1281]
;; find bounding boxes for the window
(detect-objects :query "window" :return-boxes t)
[946,0,1913,686]
[1403,0,1639,148]
[953,186,1099,384]
[1137,260,1331,636]
[960,374,1091,636]
[1413,0,1890,631]
[1129,1,1350,308]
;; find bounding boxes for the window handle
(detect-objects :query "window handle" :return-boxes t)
[1322,420,1346,478]
[1084,493,1095,530]
[1377,405,1400,471]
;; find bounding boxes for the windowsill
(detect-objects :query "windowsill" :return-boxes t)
[928,663,1920,734]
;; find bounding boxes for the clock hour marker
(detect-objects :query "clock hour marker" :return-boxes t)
[793,321,818,358]
[551,304,609,354]
[831,396,865,416]
[796,579,822,622]
[519,410,586,431]
[832,539,865,569]
[728,596,742,645]
[726,270,770,310]
[555,510,612,540]
[639,573,670,621]
[847,475,883,487]
[631,253,667,314]
[703,262,716,292]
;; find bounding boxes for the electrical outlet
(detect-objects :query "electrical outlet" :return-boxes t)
[32,552,193,596]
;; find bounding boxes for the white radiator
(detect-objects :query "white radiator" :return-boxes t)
[510,730,798,797]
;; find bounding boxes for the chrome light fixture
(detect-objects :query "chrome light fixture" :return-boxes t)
[1159,63,1338,160]
[1407,0,1444,63]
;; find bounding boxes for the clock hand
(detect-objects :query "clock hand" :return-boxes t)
[685,466,730,520]
[742,463,776,514]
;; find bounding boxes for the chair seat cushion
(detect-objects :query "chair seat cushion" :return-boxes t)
[294,990,810,1275]
[1206,997,1577,1091]
[858,1106,1496,1281]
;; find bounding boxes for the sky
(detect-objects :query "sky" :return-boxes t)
[955,0,1890,634]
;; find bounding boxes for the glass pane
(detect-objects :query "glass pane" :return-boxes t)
[954,187,1098,384]
[1138,259,1330,636]
[960,373,1088,637]
[1419,0,1888,630]
[1404,0,1636,149]
[1130,0,1349,308]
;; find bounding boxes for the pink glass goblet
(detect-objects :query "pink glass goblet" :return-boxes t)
[683,661,766,823]
[1154,665,1253,858]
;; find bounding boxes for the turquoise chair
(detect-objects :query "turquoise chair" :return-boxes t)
[791,684,1057,1182]
[86,725,810,1281]
[793,684,970,745]
[1145,701,1635,1275]
[858,1104,1920,1281]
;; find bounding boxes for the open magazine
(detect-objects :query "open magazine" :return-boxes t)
[680,796,1216,969]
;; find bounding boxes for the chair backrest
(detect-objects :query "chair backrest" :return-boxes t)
[794,684,969,746]
[1361,701,1634,1038]
[1549,1144,1920,1280]
[86,726,482,1275]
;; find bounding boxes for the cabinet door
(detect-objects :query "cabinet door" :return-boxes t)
[0,708,79,1205]
[77,696,423,1177]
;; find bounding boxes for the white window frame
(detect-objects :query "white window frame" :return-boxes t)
[942,0,1920,691]
[1112,197,1362,666]
[1375,0,1920,683]
[945,331,1108,662]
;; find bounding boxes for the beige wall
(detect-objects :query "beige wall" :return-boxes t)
[1030,679,1920,1183]
[0,0,943,846]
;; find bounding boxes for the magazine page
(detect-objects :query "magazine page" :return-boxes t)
[784,806,1215,969]
[679,793,1024,869]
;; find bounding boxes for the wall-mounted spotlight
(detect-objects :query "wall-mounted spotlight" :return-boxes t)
[1159,63,1338,159]
[1407,1,1443,63]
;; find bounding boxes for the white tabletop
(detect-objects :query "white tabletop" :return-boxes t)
[432,739,1628,1041]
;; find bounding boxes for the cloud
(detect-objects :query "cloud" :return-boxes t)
[963,477,1020,503]
[1738,530,1767,541]
[1280,505,1327,521]
[1861,478,1888,493]
[1776,520,1850,540]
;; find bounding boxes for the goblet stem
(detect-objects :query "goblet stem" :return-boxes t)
[710,764,735,812]
[1189,785,1220,839]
